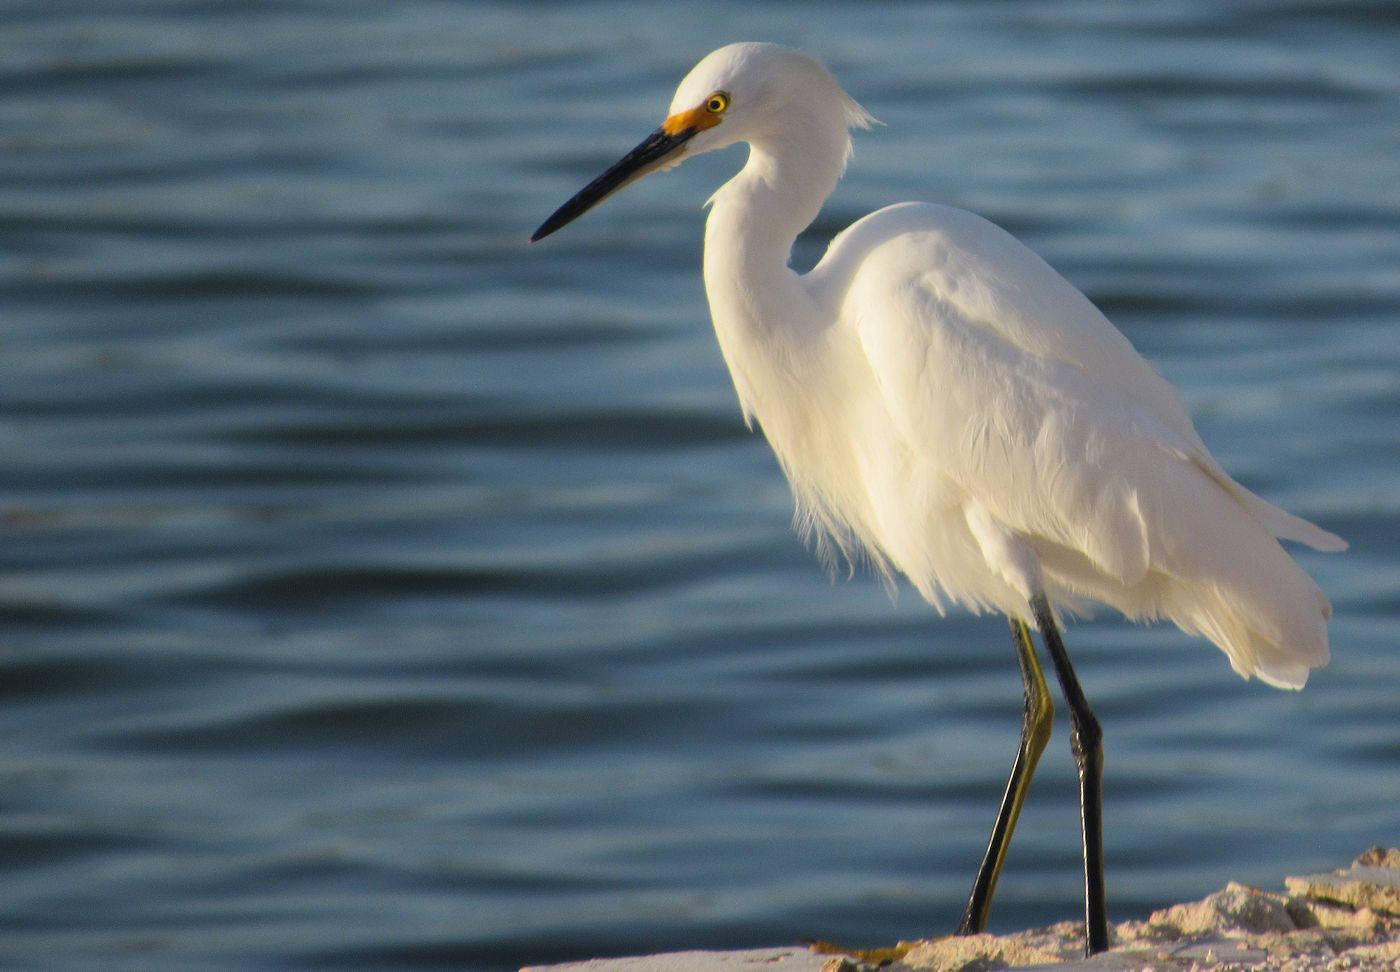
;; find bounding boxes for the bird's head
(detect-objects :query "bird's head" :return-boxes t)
[530,42,871,242]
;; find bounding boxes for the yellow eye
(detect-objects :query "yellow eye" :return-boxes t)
[706,92,730,114]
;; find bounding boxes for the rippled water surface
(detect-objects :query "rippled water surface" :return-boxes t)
[2,2,1398,970]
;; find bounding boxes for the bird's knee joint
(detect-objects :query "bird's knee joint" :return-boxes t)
[1024,691,1054,750]
[1069,710,1103,760]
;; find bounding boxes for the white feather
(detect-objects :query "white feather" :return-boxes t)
[675,44,1344,688]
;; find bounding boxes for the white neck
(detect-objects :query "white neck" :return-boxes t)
[697,108,885,576]
[701,118,852,419]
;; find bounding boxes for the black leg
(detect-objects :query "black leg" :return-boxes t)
[957,617,1054,935]
[1029,594,1109,955]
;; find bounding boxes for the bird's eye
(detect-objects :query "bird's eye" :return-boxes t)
[706,92,730,114]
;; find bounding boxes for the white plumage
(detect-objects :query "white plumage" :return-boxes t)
[673,43,1343,689]
[532,41,1345,951]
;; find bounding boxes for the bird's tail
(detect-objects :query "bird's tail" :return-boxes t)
[1166,572,1331,689]
[1161,488,1338,688]
[1192,455,1347,554]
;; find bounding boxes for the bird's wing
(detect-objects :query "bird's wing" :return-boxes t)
[829,204,1342,592]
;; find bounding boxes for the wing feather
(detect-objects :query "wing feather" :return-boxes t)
[829,203,1342,592]
[805,202,1341,684]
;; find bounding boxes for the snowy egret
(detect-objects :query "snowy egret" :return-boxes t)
[531,42,1345,955]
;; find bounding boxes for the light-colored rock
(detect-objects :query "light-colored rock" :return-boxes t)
[521,947,829,972]
[1284,852,1400,917]
[522,849,1400,972]
[1347,940,1400,963]
[900,932,1065,970]
[1353,847,1400,869]
[1148,882,1298,936]
[1167,938,1269,964]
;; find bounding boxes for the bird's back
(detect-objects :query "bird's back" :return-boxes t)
[795,202,1343,687]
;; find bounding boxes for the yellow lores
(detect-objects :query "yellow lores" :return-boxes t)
[662,90,728,136]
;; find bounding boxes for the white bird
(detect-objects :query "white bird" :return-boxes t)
[532,42,1345,955]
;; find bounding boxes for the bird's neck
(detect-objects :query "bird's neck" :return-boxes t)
[701,131,848,419]
[699,129,884,577]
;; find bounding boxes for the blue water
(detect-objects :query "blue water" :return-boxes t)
[1,2,1397,970]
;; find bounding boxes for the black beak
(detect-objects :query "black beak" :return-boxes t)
[531,125,699,242]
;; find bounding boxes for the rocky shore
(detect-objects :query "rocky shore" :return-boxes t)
[523,848,1400,972]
